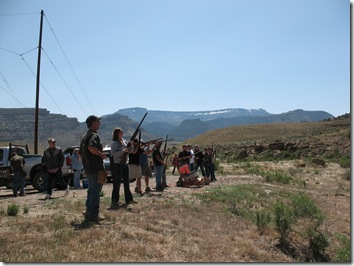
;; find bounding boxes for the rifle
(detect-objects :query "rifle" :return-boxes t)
[138,130,141,147]
[120,112,148,164]
[211,142,216,164]
[140,137,164,145]
[162,135,170,187]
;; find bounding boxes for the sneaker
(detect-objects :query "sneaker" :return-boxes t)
[145,187,151,192]
[19,193,26,196]
[134,187,139,193]
[65,187,70,196]
[45,194,52,200]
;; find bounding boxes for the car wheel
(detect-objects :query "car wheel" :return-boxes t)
[32,171,45,192]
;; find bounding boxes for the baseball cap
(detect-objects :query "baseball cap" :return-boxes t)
[48,138,56,143]
[86,115,101,127]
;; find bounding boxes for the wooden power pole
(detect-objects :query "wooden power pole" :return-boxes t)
[34,10,44,154]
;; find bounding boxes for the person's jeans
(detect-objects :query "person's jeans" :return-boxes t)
[205,165,211,178]
[189,163,194,172]
[154,165,164,190]
[85,171,103,220]
[73,170,81,189]
[42,170,48,193]
[210,164,216,180]
[12,171,25,196]
[111,163,133,205]
[195,163,206,177]
[47,169,67,195]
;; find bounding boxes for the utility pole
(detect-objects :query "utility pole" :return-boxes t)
[34,10,44,154]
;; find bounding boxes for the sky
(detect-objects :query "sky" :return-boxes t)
[0,0,351,122]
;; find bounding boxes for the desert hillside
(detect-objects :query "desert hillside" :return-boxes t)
[0,114,350,262]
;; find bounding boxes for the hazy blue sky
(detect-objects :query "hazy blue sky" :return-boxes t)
[0,0,350,122]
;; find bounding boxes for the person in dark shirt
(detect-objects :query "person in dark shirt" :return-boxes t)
[194,145,205,177]
[10,152,26,197]
[178,144,191,175]
[42,138,69,200]
[129,139,144,195]
[152,141,165,191]
[80,115,107,225]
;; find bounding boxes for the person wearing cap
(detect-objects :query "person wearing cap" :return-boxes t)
[10,152,26,197]
[152,141,166,191]
[80,115,107,225]
[71,148,83,189]
[42,138,69,199]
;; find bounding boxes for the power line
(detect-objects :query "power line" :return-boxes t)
[0,12,39,16]
[41,47,89,116]
[0,71,26,108]
[20,53,65,114]
[43,13,97,114]
[1,10,95,119]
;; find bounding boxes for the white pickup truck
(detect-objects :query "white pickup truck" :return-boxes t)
[0,143,73,192]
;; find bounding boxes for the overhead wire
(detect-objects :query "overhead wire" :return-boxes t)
[43,13,97,114]
[0,70,26,108]
[19,52,65,114]
[41,47,88,116]
[0,42,65,113]
[0,12,39,17]
[1,11,95,119]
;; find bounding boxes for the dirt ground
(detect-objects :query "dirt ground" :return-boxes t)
[0,161,350,240]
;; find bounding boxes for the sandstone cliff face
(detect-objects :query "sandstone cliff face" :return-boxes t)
[0,108,83,151]
[0,108,156,152]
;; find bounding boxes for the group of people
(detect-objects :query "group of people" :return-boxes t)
[9,137,82,198]
[171,144,217,182]
[10,114,217,227]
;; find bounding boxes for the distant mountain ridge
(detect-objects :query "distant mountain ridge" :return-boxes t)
[0,107,335,148]
[116,107,270,124]
[115,107,334,141]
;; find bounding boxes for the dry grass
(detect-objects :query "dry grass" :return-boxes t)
[0,117,350,262]
[0,159,350,262]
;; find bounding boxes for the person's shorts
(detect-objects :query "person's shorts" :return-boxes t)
[140,165,152,178]
[129,164,142,180]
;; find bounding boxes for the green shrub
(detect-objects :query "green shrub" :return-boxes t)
[339,156,350,168]
[273,202,294,245]
[256,210,272,234]
[290,193,324,223]
[23,205,29,214]
[264,170,292,184]
[7,204,19,216]
[333,233,351,262]
[309,231,329,260]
